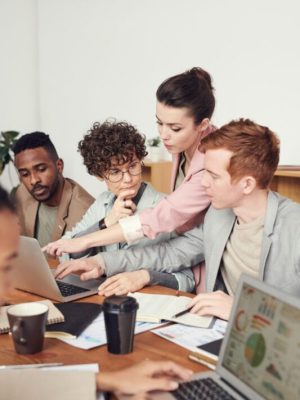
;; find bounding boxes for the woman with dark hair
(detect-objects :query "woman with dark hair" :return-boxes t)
[44,67,216,289]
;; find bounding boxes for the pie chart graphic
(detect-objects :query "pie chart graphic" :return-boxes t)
[244,333,266,367]
[235,310,249,331]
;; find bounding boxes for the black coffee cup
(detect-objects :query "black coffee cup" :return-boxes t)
[103,296,138,354]
[7,302,48,354]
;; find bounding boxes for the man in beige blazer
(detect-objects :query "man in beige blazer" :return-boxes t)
[13,132,94,247]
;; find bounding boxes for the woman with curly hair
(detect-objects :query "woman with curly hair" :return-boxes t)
[59,119,195,292]
[45,67,215,293]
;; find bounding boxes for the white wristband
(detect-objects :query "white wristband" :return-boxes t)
[119,215,144,244]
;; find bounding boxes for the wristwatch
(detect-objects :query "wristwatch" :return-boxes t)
[98,218,107,230]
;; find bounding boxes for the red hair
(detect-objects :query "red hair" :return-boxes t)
[200,119,280,189]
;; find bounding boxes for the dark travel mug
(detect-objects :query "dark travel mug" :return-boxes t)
[103,296,139,354]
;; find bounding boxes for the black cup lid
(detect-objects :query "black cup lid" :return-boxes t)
[102,296,139,312]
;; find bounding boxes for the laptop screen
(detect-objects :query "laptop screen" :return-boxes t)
[221,282,300,400]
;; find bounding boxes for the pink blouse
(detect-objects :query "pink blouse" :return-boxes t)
[118,126,214,293]
[119,125,214,241]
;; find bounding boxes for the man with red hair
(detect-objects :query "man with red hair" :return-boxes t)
[45,119,300,321]
[188,118,300,318]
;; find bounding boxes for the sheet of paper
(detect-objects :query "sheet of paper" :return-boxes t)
[213,318,228,335]
[152,318,227,352]
[40,363,99,372]
[60,313,165,350]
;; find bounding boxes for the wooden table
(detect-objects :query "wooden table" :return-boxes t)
[1,286,206,374]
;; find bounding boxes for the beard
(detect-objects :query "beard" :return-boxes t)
[30,175,61,202]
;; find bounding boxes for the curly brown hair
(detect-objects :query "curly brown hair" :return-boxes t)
[78,120,148,177]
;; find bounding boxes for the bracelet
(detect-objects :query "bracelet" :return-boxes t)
[98,218,107,230]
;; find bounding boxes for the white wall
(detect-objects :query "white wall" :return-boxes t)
[0,0,39,191]
[1,0,300,196]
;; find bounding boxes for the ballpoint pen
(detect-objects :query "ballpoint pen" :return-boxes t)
[172,307,192,319]
[9,331,76,340]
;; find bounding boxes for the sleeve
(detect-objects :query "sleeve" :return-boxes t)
[173,269,195,292]
[68,222,101,259]
[119,168,210,242]
[60,195,106,260]
[102,224,204,275]
[293,229,300,274]
[148,271,179,290]
[148,269,195,292]
[62,198,104,239]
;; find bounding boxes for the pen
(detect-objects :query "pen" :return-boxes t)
[9,332,76,340]
[188,354,216,370]
[0,363,63,370]
[44,331,76,340]
[172,307,192,319]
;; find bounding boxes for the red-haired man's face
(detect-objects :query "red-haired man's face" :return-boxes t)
[202,148,245,210]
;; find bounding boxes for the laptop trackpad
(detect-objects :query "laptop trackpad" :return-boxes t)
[58,273,105,289]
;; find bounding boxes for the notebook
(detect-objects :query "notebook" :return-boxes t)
[0,299,64,334]
[197,338,223,357]
[130,292,212,328]
[46,302,102,336]
[151,275,300,400]
[188,338,223,366]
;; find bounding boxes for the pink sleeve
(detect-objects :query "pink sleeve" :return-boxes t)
[140,166,210,239]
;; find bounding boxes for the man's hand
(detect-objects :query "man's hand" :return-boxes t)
[105,190,137,228]
[188,290,234,321]
[54,256,105,280]
[42,237,90,257]
[98,270,150,296]
[96,360,193,396]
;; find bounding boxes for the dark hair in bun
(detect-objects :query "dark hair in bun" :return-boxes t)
[156,67,215,124]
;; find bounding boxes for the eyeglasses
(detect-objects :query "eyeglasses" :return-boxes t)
[105,161,144,183]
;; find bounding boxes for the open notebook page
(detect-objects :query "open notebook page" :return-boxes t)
[130,293,212,328]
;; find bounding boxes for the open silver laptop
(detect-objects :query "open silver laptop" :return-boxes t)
[153,274,300,400]
[11,236,104,302]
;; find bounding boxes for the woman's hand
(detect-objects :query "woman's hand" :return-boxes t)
[98,270,150,296]
[105,190,137,227]
[96,360,193,396]
[42,237,90,257]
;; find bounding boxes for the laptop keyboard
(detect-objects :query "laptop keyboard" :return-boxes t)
[173,377,235,400]
[56,281,89,297]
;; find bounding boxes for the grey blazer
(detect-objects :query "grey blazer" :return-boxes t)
[102,191,300,297]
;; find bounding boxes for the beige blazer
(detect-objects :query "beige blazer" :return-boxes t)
[15,178,94,242]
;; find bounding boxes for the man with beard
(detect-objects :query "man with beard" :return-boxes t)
[13,132,94,247]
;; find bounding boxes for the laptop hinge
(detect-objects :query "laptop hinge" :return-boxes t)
[220,378,249,400]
